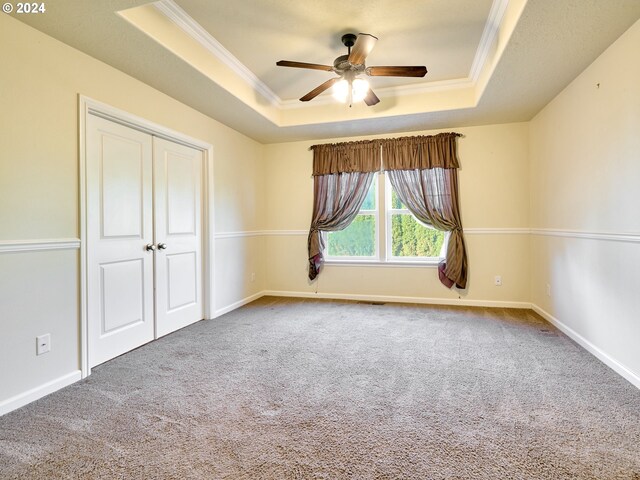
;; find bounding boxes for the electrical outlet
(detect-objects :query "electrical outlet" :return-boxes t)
[494,275,502,286]
[36,334,51,355]
[250,272,256,282]
[546,284,551,297]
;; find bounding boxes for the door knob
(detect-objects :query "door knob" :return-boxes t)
[157,243,167,250]
[145,243,156,251]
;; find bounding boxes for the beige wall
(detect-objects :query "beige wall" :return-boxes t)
[2,12,638,412]
[0,15,265,406]
[263,123,531,305]
[529,19,640,381]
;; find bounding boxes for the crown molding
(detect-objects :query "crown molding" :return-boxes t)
[154,0,281,107]
[153,0,512,112]
[469,0,510,83]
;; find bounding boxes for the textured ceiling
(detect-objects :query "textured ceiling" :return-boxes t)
[9,0,640,143]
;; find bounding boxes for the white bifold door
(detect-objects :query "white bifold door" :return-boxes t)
[87,115,203,367]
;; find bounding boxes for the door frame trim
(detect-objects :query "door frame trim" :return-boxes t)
[78,95,215,378]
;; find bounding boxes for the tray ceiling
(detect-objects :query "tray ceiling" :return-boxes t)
[9,0,640,143]
[174,0,493,101]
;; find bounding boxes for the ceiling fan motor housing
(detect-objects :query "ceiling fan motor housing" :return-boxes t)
[333,55,366,75]
[335,33,369,74]
[341,33,357,48]
[333,54,351,72]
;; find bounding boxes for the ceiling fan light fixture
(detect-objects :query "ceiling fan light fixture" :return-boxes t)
[332,78,350,102]
[352,78,369,102]
[332,77,369,105]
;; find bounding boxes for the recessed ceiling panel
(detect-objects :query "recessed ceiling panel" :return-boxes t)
[174,0,493,100]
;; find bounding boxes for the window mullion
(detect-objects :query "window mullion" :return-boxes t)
[382,173,390,262]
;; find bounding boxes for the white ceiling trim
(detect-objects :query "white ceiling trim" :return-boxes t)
[153,0,281,107]
[154,0,512,110]
[469,0,510,82]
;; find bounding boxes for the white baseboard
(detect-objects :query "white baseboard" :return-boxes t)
[262,290,531,309]
[531,304,640,389]
[0,370,82,417]
[213,291,265,318]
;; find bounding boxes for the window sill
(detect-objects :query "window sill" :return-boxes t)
[324,259,441,268]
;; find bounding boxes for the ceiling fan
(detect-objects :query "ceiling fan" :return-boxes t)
[276,33,427,106]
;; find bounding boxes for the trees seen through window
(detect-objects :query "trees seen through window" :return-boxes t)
[326,174,446,261]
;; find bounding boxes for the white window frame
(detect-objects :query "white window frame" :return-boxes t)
[325,175,380,262]
[324,172,446,265]
[384,175,447,263]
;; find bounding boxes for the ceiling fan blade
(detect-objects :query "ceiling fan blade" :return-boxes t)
[300,78,340,102]
[276,60,334,72]
[348,33,378,65]
[367,66,428,77]
[363,88,380,107]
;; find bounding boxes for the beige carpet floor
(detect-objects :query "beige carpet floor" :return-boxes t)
[1,297,639,479]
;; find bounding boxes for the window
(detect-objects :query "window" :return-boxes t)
[386,176,446,261]
[326,177,378,259]
[325,173,446,263]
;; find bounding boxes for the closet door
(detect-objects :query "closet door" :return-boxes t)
[153,137,203,337]
[87,115,155,367]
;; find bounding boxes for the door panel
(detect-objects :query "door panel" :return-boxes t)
[87,115,155,367]
[101,137,144,238]
[166,252,198,311]
[100,259,145,334]
[154,137,203,337]
[167,156,197,235]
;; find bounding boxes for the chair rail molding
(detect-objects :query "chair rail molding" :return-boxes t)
[215,228,532,239]
[0,238,81,254]
[530,228,640,243]
[214,228,640,243]
[215,230,307,239]
[464,228,530,235]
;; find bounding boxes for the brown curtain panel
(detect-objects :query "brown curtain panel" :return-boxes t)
[383,133,468,289]
[308,172,375,280]
[387,168,467,288]
[307,139,381,280]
